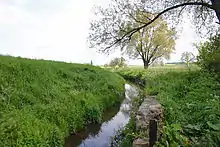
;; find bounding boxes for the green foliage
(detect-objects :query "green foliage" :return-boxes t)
[111,117,136,147]
[156,123,189,147]
[197,34,220,74]
[117,67,220,146]
[125,16,176,68]
[117,65,190,83]
[147,70,220,146]
[89,0,220,55]
[111,97,144,147]
[111,85,145,147]
[181,52,195,70]
[109,57,127,68]
[0,55,125,146]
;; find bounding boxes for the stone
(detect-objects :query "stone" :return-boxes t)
[136,96,163,130]
[134,96,164,147]
[133,138,148,147]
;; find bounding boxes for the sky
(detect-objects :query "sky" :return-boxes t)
[0,0,202,65]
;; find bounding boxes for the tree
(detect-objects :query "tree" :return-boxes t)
[124,16,175,69]
[197,34,220,73]
[89,0,220,53]
[104,64,108,67]
[181,52,195,70]
[109,57,127,68]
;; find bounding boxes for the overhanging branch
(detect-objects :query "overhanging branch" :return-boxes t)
[104,2,215,51]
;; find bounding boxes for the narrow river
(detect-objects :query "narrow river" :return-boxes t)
[65,84,139,147]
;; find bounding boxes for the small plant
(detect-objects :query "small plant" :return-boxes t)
[181,52,195,71]
[156,123,189,147]
[108,57,127,68]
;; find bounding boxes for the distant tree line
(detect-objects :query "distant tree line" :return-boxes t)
[105,57,127,68]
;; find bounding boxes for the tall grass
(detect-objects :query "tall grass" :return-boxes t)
[117,67,220,146]
[147,71,220,146]
[0,56,125,146]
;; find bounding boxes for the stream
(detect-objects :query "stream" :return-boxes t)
[65,84,139,147]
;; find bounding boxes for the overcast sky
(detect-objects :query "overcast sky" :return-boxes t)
[0,0,201,65]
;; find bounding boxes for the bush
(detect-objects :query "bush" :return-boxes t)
[117,67,220,146]
[197,34,220,74]
[147,71,220,146]
[108,57,127,68]
[0,55,125,146]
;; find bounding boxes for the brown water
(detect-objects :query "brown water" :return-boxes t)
[65,84,138,147]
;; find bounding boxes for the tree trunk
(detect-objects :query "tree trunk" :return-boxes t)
[143,61,149,69]
[211,0,220,23]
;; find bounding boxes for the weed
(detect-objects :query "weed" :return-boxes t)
[0,55,125,146]
[117,67,220,146]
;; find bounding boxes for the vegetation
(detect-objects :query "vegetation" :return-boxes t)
[0,55,125,146]
[197,34,220,74]
[108,57,127,68]
[111,85,145,147]
[148,70,220,146]
[116,66,220,146]
[124,15,176,69]
[89,0,220,55]
[181,52,195,70]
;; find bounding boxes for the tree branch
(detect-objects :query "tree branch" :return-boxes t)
[148,45,159,63]
[104,2,215,51]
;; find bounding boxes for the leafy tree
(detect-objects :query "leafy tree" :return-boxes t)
[89,0,220,53]
[197,34,220,73]
[124,16,175,69]
[109,57,127,68]
[181,51,195,70]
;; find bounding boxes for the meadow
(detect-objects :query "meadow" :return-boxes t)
[116,64,220,146]
[1,55,219,147]
[0,56,125,146]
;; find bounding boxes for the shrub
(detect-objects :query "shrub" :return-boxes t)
[109,57,127,68]
[147,71,220,146]
[117,67,220,146]
[197,34,220,74]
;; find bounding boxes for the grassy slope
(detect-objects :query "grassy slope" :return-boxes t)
[148,71,220,146]
[117,67,220,146]
[0,56,125,146]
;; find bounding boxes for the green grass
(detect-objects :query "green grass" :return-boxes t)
[0,55,125,147]
[117,66,220,146]
[148,71,220,146]
[116,65,195,85]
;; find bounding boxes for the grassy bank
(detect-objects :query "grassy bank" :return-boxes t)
[116,67,220,146]
[0,56,125,146]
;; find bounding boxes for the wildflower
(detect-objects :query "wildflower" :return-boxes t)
[185,139,189,145]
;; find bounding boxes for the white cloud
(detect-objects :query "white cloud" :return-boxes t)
[0,0,96,63]
[0,0,203,65]
[170,17,200,62]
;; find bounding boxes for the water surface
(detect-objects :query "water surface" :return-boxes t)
[65,84,138,147]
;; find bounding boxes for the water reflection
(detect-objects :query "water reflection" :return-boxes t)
[65,84,138,147]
